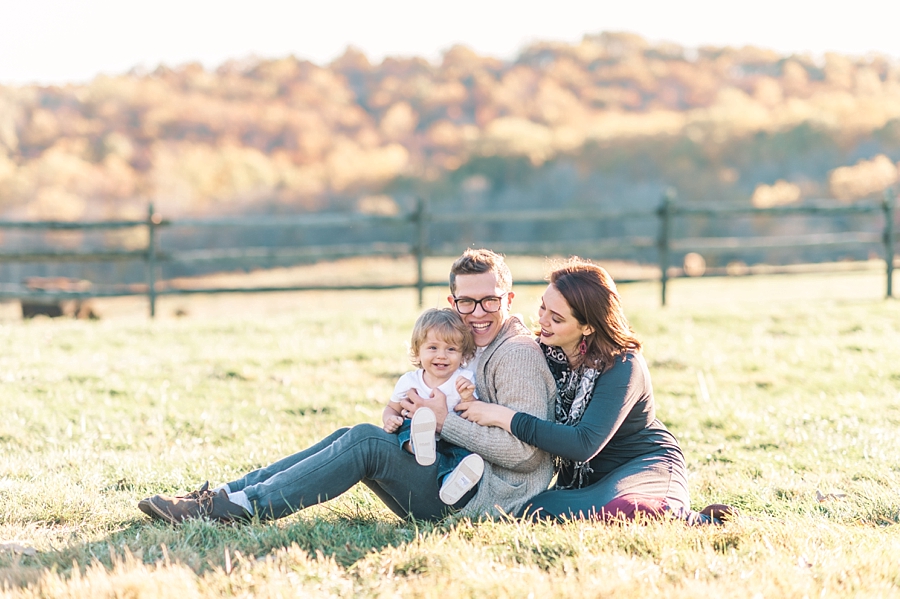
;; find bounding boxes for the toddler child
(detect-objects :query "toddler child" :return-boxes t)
[382,308,484,505]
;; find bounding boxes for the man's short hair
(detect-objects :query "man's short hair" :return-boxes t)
[449,248,513,295]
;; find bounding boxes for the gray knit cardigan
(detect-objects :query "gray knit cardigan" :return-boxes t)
[440,315,557,518]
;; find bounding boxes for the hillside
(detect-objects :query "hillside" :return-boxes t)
[1,31,899,224]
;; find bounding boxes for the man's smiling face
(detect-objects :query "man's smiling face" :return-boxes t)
[448,271,513,348]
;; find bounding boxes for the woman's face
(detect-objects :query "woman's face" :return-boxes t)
[537,284,592,357]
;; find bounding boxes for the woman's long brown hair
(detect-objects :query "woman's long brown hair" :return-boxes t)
[549,258,641,367]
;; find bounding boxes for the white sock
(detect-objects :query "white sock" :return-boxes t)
[212,483,231,494]
[227,490,253,514]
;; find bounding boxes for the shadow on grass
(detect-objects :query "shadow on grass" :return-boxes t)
[0,508,426,590]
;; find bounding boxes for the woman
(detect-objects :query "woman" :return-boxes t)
[457,258,730,523]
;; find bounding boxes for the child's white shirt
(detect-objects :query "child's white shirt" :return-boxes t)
[390,368,475,412]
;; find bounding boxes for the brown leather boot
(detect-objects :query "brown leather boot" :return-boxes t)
[146,488,250,525]
[675,503,738,525]
[700,503,737,522]
[138,481,212,521]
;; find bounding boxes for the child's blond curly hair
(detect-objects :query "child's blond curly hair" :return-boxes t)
[408,308,476,367]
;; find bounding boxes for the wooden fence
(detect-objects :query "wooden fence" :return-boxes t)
[0,190,896,317]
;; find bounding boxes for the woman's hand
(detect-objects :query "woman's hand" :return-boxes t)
[455,400,515,433]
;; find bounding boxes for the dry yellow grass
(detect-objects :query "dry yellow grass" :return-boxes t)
[1,258,899,597]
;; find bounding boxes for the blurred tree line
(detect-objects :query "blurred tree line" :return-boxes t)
[1,31,899,280]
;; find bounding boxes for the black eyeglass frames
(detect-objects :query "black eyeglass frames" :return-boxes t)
[452,293,508,314]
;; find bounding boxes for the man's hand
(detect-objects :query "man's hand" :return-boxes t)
[400,388,449,433]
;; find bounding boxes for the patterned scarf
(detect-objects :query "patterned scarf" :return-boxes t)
[541,342,602,489]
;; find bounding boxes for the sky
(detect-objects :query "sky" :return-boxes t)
[3,0,900,86]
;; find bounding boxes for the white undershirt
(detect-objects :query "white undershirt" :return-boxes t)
[467,346,486,373]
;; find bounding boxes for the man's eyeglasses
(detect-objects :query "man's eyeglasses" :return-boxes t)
[452,294,508,314]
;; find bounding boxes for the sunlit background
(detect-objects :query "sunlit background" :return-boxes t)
[1,0,898,310]
[5,0,900,85]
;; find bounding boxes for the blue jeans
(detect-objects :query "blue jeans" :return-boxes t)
[226,424,460,521]
[396,419,471,485]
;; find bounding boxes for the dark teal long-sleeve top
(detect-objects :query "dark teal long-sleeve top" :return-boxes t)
[510,352,683,488]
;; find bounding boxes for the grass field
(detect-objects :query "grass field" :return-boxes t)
[1,260,899,598]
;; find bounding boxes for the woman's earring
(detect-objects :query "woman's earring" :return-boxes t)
[578,336,588,355]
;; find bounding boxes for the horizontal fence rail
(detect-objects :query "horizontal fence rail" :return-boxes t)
[655,191,896,305]
[167,242,414,264]
[670,232,883,251]
[0,220,148,230]
[0,190,896,316]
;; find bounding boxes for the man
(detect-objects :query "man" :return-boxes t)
[399,248,557,517]
[140,249,556,523]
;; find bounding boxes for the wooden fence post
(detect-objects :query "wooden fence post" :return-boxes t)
[885,189,896,299]
[147,203,157,318]
[413,197,428,307]
[657,189,675,306]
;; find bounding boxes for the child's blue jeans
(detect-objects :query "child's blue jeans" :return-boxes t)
[397,418,472,484]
